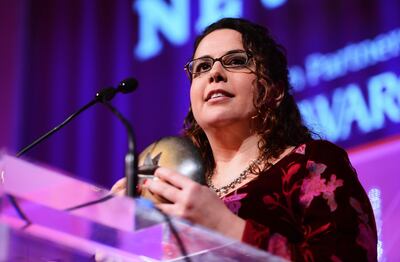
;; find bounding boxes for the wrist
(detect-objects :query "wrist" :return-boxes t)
[217,211,246,240]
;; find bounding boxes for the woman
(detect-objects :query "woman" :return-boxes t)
[113,18,377,261]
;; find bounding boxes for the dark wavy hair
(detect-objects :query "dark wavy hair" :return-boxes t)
[183,18,313,174]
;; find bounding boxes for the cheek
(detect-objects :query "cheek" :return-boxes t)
[241,77,257,100]
[242,80,258,113]
[189,85,201,114]
[190,77,207,101]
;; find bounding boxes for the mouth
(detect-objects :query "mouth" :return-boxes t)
[205,89,234,102]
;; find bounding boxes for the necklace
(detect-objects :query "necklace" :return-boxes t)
[207,156,264,197]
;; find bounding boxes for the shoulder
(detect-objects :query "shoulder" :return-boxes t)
[304,139,346,155]
[295,140,349,162]
[291,140,356,177]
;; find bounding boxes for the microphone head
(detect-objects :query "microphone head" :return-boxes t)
[118,78,138,94]
[95,87,117,102]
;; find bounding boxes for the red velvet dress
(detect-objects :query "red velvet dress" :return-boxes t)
[222,140,377,261]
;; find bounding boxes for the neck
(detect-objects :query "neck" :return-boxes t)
[204,126,261,175]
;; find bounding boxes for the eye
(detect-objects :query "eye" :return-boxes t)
[223,53,248,67]
[193,60,212,73]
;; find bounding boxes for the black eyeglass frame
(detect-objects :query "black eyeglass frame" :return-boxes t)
[184,50,253,79]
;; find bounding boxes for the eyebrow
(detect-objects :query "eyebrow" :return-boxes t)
[194,49,246,60]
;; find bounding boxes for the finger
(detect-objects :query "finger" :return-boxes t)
[154,167,194,189]
[110,177,126,193]
[147,178,181,203]
[155,203,177,216]
[110,184,126,196]
[114,189,126,196]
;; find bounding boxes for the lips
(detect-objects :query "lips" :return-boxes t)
[205,89,234,101]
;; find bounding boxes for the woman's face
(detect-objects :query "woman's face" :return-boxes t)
[190,29,258,131]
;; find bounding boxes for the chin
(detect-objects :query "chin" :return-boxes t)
[199,115,242,129]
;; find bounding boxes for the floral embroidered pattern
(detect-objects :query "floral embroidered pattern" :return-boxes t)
[294,143,306,155]
[223,192,248,214]
[222,141,377,261]
[268,233,291,260]
[350,197,377,261]
[350,197,369,224]
[300,161,344,211]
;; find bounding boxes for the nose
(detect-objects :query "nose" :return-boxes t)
[208,61,227,83]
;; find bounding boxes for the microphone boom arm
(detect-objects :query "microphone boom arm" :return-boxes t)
[102,101,138,197]
[17,99,98,157]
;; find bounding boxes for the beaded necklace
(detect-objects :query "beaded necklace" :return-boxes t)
[206,156,264,197]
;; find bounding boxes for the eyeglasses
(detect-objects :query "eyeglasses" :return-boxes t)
[184,51,253,78]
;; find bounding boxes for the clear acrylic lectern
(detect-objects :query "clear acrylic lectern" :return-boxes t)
[0,152,284,261]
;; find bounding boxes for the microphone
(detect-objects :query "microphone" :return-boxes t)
[17,78,138,157]
[96,78,138,102]
[97,78,139,197]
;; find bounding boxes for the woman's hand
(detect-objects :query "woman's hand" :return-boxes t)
[147,167,246,240]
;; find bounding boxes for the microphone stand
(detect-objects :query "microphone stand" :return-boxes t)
[12,79,138,228]
[102,102,138,197]
[16,80,140,196]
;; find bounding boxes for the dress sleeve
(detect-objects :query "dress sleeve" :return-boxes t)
[240,141,377,261]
